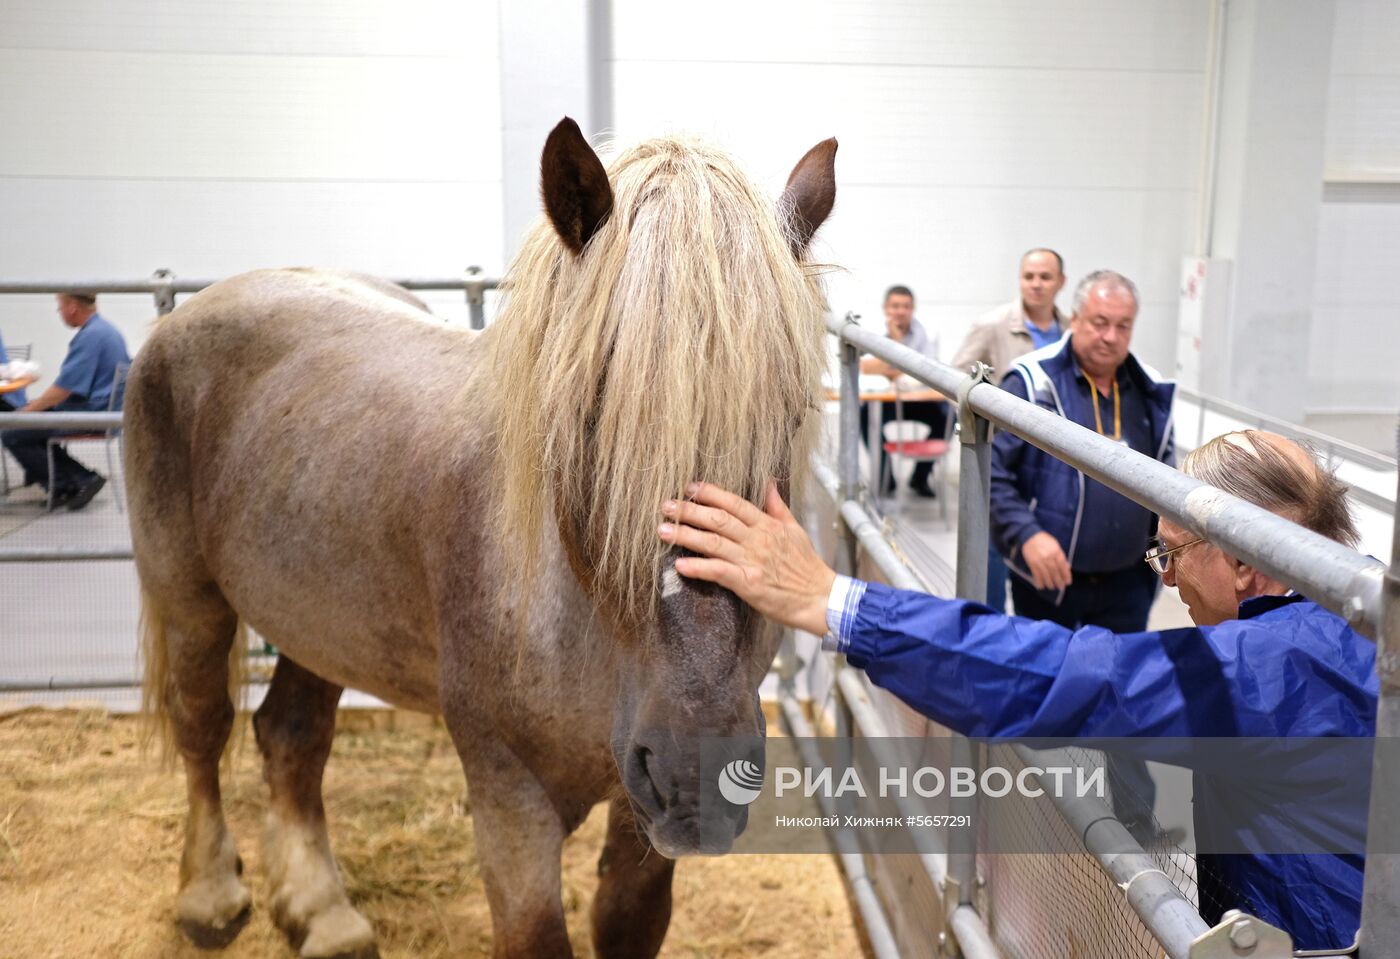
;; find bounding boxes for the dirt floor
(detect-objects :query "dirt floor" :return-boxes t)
[0,708,864,959]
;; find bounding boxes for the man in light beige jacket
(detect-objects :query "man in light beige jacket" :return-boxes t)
[950,248,1067,611]
[951,248,1067,385]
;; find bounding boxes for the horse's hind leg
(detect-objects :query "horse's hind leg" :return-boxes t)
[253,656,377,959]
[591,794,675,959]
[164,607,253,948]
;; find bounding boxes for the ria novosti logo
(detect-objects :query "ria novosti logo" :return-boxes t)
[717,758,764,805]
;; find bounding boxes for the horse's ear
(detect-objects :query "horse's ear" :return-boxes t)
[780,137,838,255]
[541,117,614,255]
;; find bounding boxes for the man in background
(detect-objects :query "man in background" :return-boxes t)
[859,285,947,497]
[951,248,1068,610]
[2,293,130,510]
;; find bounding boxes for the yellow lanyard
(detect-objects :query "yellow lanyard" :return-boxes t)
[1091,378,1121,440]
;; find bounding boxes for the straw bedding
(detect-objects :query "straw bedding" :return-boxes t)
[0,708,862,958]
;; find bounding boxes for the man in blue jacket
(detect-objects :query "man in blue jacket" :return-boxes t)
[657,431,1376,952]
[991,269,1173,832]
[2,293,130,509]
[993,269,1174,630]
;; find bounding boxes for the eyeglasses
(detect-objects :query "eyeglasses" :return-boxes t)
[1144,536,1203,574]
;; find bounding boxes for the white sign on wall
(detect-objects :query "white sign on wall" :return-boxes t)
[1176,256,1232,392]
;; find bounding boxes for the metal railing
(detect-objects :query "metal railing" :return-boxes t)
[0,271,508,691]
[0,267,501,328]
[801,312,1397,958]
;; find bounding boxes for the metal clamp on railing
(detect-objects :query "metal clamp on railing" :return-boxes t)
[464,265,487,330]
[151,268,177,316]
[957,361,992,447]
[1188,910,1294,959]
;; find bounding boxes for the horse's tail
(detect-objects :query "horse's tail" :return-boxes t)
[138,589,174,762]
[139,592,250,767]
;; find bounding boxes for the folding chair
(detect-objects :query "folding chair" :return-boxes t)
[880,392,954,520]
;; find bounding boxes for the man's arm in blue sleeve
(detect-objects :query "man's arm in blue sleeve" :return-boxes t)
[53,334,96,398]
[836,581,1216,741]
[989,372,1042,558]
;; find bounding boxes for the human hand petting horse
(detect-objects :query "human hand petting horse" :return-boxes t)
[659,481,836,638]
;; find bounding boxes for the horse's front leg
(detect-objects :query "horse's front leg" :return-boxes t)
[592,793,676,959]
[456,738,573,958]
[253,656,378,959]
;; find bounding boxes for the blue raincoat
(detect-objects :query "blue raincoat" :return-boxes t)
[836,585,1377,950]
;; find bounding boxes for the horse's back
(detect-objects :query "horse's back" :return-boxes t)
[126,268,482,710]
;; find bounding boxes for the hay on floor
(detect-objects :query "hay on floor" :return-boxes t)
[0,709,863,958]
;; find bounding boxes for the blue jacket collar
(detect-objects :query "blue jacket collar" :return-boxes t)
[1238,592,1307,618]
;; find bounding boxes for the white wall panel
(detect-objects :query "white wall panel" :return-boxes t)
[611,1,1206,375]
[612,62,1201,192]
[1309,201,1400,411]
[1310,0,1400,427]
[0,0,504,396]
[0,178,503,377]
[1328,0,1400,79]
[0,50,500,182]
[1325,74,1400,177]
[0,0,496,58]
[613,0,1207,71]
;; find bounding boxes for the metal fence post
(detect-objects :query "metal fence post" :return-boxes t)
[830,316,863,795]
[836,313,862,577]
[1359,428,1400,956]
[955,363,992,604]
[152,268,176,316]
[944,362,993,952]
[465,265,487,330]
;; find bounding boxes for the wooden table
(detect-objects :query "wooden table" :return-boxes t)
[0,375,36,399]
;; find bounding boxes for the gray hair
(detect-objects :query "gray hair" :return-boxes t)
[1182,431,1359,547]
[1071,270,1138,315]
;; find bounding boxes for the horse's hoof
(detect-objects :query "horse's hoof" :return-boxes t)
[177,902,253,950]
[177,875,253,949]
[298,902,378,959]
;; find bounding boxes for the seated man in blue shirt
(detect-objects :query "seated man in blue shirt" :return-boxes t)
[2,293,131,510]
[656,431,1376,952]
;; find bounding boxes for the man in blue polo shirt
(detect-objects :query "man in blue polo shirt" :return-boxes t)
[2,293,130,510]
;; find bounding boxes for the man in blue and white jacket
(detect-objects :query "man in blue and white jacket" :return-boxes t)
[992,269,1175,633]
[992,271,1175,832]
[657,431,1375,952]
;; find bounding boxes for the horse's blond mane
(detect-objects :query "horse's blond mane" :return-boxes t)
[490,135,828,626]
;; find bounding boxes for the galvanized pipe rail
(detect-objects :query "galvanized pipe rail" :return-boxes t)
[1013,744,1211,957]
[0,269,503,329]
[0,412,121,431]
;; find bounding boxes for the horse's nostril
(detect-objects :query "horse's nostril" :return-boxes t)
[636,746,667,812]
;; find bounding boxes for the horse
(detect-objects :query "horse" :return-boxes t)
[126,118,836,959]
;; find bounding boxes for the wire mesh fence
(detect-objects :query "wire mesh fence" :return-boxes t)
[1,435,140,707]
[979,743,1207,959]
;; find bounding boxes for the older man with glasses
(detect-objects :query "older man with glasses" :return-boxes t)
[656,430,1375,952]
